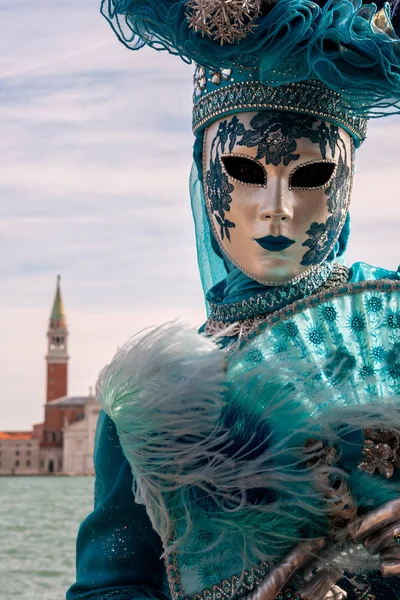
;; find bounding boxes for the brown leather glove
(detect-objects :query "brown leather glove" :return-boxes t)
[246,539,347,600]
[348,498,400,577]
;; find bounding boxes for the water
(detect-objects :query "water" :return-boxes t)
[0,477,94,600]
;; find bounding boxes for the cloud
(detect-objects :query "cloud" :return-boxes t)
[1,0,398,430]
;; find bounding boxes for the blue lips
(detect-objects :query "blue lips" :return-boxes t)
[255,235,295,252]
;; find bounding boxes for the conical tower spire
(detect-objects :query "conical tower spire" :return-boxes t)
[46,275,69,403]
[50,274,67,329]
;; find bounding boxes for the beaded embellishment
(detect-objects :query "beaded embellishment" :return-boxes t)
[165,552,271,600]
[193,79,367,144]
[359,428,400,479]
[220,152,268,188]
[205,278,400,343]
[207,262,344,323]
[288,159,337,191]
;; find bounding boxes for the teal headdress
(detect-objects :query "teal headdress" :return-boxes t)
[102,0,400,145]
[101,0,400,297]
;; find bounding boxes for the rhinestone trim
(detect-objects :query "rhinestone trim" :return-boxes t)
[220,153,268,188]
[193,80,368,143]
[205,278,400,343]
[165,553,187,600]
[288,159,338,191]
[208,262,341,323]
[358,428,400,480]
[165,552,271,600]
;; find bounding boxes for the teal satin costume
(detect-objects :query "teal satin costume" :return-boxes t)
[67,262,400,600]
[66,411,170,600]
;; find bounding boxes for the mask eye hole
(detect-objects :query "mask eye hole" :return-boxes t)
[221,155,266,186]
[289,161,336,190]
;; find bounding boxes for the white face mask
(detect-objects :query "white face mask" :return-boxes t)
[203,111,354,285]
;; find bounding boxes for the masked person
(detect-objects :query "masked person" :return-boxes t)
[67,2,400,599]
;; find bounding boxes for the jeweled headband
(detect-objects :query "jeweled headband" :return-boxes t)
[192,68,368,143]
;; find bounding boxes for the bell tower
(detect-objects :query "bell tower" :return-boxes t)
[46,275,69,402]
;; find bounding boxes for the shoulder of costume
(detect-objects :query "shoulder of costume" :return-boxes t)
[349,261,400,282]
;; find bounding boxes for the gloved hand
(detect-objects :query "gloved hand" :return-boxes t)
[246,538,347,600]
[348,498,400,578]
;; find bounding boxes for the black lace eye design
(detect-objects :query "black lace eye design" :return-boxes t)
[289,161,336,190]
[221,154,267,186]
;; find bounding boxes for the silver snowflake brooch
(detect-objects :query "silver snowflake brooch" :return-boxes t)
[186,0,264,44]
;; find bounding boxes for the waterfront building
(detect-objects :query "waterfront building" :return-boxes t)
[0,276,100,475]
[63,389,101,475]
[0,432,39,475]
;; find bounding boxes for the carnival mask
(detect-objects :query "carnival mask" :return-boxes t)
[203,111,354,285]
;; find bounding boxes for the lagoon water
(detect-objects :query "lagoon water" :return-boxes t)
[0,476,94,600]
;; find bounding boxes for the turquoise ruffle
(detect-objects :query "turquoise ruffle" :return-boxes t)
[101,0,400,118]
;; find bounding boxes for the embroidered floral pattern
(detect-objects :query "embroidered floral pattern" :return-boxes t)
[387,311,400,329]
[206,153,235,240]
[285,321,300,339]
[320,304,338,323]
[307,325,325,346]
[205,112,344,248]
[359,365,375,380]
[372,346,386,362]
[206,116,249,240]
[348,311,367,333]
[366,295,384,314]
[301,145,351,267]
[237,112,339,166]
[310,121,340,160]
[217,116,246,154]
[246,348,264,364]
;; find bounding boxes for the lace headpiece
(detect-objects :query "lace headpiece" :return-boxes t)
[101,0,400,146]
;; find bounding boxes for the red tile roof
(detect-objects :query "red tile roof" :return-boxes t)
[0,431,33,441]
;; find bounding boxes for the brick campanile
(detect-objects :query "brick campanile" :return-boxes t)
[46,275,69,403]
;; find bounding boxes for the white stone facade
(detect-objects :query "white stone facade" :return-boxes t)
[39,446,63,474]
[0,396,101,476]
[63,395,101,475]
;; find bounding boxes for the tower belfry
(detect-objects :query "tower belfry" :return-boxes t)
[46,275,69,402]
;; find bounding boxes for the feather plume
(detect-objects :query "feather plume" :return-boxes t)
[98,320,400,570]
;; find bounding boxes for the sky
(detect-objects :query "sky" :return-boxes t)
[1,0,399,430]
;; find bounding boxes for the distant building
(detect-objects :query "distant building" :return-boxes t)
[0,276,100,475]
[63,391,101,475]
[0,432,39,475]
